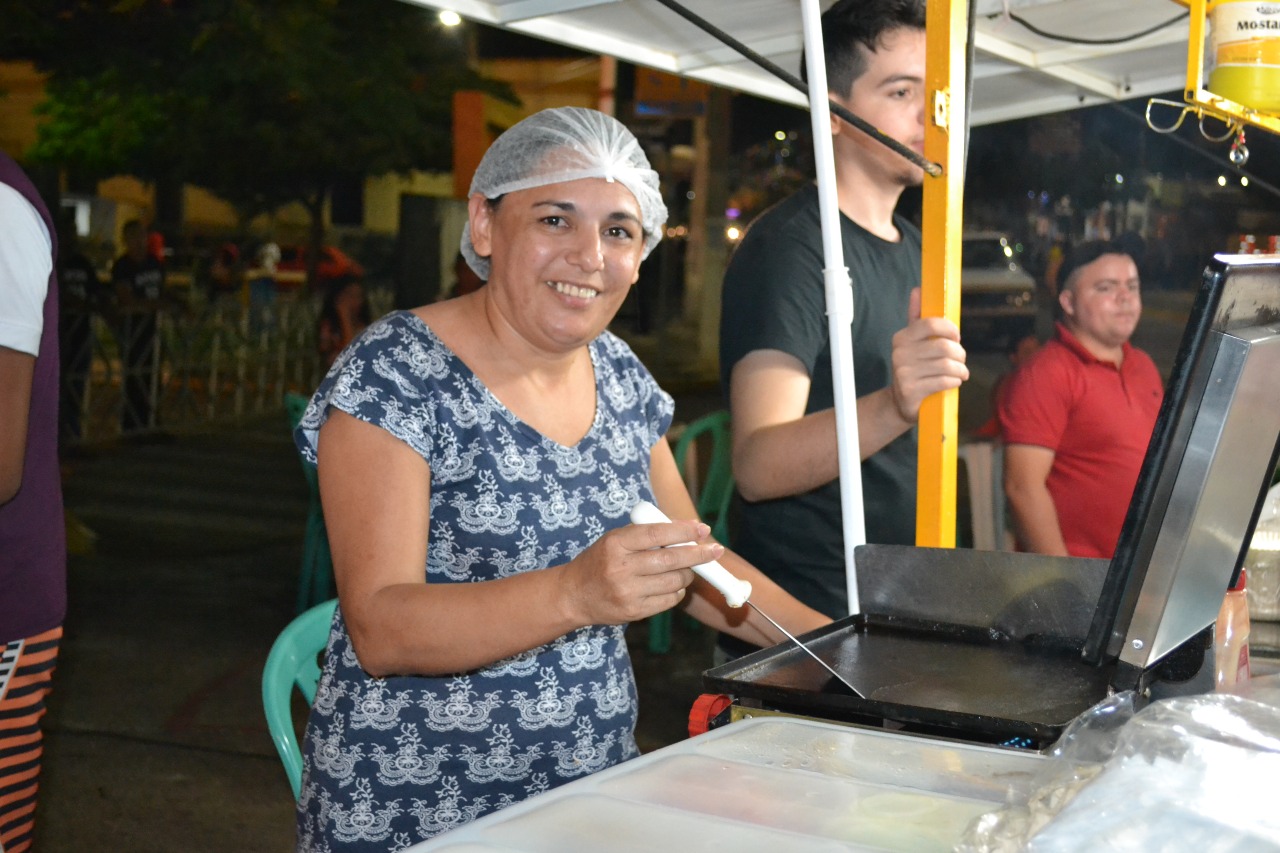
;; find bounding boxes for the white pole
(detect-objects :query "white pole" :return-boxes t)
[799,0,865,614]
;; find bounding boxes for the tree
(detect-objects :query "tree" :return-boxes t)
[4,0,516,283]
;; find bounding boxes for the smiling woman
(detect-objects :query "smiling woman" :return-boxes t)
[289,107,831,851]
[465,179,647,370]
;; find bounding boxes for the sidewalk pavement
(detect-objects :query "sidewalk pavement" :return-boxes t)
[40,420,307,852]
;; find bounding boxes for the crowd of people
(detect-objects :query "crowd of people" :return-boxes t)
[48,224,389,439]
[2,1,1180,849]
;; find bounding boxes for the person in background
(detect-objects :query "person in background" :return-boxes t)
[293,107,830,850]
[0,149,67,853]
[56,212,104,443]
[998,241,1163,558]
[146,229,167,266]
[1038,236,1070,340]
[208,241,243,300]
[717,0,968,656]
[110,219,166,432]
[315,273,371,369]
[1043,237,1067,299]
[246,240,280,334]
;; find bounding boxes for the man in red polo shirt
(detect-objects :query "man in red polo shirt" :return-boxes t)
[998,241,1163,558]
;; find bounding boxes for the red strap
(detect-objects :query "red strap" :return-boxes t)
[688,693,733,738]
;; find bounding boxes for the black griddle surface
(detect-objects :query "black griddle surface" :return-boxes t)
[705,615,1112,743]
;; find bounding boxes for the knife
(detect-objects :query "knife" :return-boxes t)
[630,501,863,697]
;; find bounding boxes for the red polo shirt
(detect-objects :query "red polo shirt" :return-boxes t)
[998,322,1163,558]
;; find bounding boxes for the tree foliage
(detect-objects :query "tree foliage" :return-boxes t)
[5,0,515,229]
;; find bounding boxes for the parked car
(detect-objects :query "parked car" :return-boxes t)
[960,231,1036,347]
[275,244,365,292]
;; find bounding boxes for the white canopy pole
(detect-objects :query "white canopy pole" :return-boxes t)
[799,0,865,615]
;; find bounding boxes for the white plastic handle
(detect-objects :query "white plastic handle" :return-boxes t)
[629,500,752,608]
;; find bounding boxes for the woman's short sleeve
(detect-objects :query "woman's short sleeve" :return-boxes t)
[295,313,439,465]
[644,371,675,448]
[596,331,673,449]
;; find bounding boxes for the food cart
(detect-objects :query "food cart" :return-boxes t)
[399,0,1280,848]
[407,252,1280,851]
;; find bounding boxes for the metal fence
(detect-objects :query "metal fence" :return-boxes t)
[61,288,393,444]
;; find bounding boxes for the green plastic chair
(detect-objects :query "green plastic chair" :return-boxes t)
[649,410,735,654]
[673,410,734,545]
[285,392,334,614]
[262,598,337,800]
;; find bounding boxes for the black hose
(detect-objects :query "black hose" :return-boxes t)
[649,0,943,177]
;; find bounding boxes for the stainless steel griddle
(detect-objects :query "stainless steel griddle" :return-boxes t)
[706,254,1280,748]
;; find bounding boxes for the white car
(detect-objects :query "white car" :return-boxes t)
[960,232,1037,347]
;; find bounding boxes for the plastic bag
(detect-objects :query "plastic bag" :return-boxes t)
[960,677,1280,852]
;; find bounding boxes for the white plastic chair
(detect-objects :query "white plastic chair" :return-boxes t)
[958,440,1007,551]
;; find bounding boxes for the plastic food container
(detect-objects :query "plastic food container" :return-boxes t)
[407,715,1051,852]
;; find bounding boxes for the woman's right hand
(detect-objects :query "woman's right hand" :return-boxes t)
[561,519,717,625]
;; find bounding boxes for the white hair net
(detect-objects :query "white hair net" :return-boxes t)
[460,107,668,281]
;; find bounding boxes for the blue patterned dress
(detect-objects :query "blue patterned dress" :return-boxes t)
[293,311,674,852]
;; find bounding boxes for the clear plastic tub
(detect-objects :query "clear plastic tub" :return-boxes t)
[407,716,1051,852]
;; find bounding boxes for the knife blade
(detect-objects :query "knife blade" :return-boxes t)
[745,601,862,697]
[630,500,862,697]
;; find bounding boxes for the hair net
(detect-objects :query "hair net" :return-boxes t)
[460,107,668,281]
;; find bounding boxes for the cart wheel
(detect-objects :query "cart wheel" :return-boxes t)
[688,693,733,738]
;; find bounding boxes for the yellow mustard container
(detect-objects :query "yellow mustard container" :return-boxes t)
[1207,0,1280,112]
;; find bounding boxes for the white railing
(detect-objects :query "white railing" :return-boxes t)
[62,288,392,443]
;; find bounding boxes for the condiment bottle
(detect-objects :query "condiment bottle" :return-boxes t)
[1215,568,1251,691]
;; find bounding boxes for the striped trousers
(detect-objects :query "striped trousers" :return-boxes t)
[0,628,61,853]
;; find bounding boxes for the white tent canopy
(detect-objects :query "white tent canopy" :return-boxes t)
[408,0,1193,126]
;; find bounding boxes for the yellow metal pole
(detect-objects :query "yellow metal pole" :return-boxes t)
[916,0,967,548]
[1186,0,1207,96]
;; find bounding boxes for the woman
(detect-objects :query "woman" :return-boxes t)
[294,107,828,851]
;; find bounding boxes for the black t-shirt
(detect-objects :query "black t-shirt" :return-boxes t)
[59,251,103,309]
[111,253,165,303]
[719,184,921,618]
[110,253,164,350]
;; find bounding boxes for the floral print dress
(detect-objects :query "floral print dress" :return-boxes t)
[293,311,674,852]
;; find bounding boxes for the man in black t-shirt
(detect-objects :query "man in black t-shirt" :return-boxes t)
[718,0,969,653]
[110,219,165,432]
